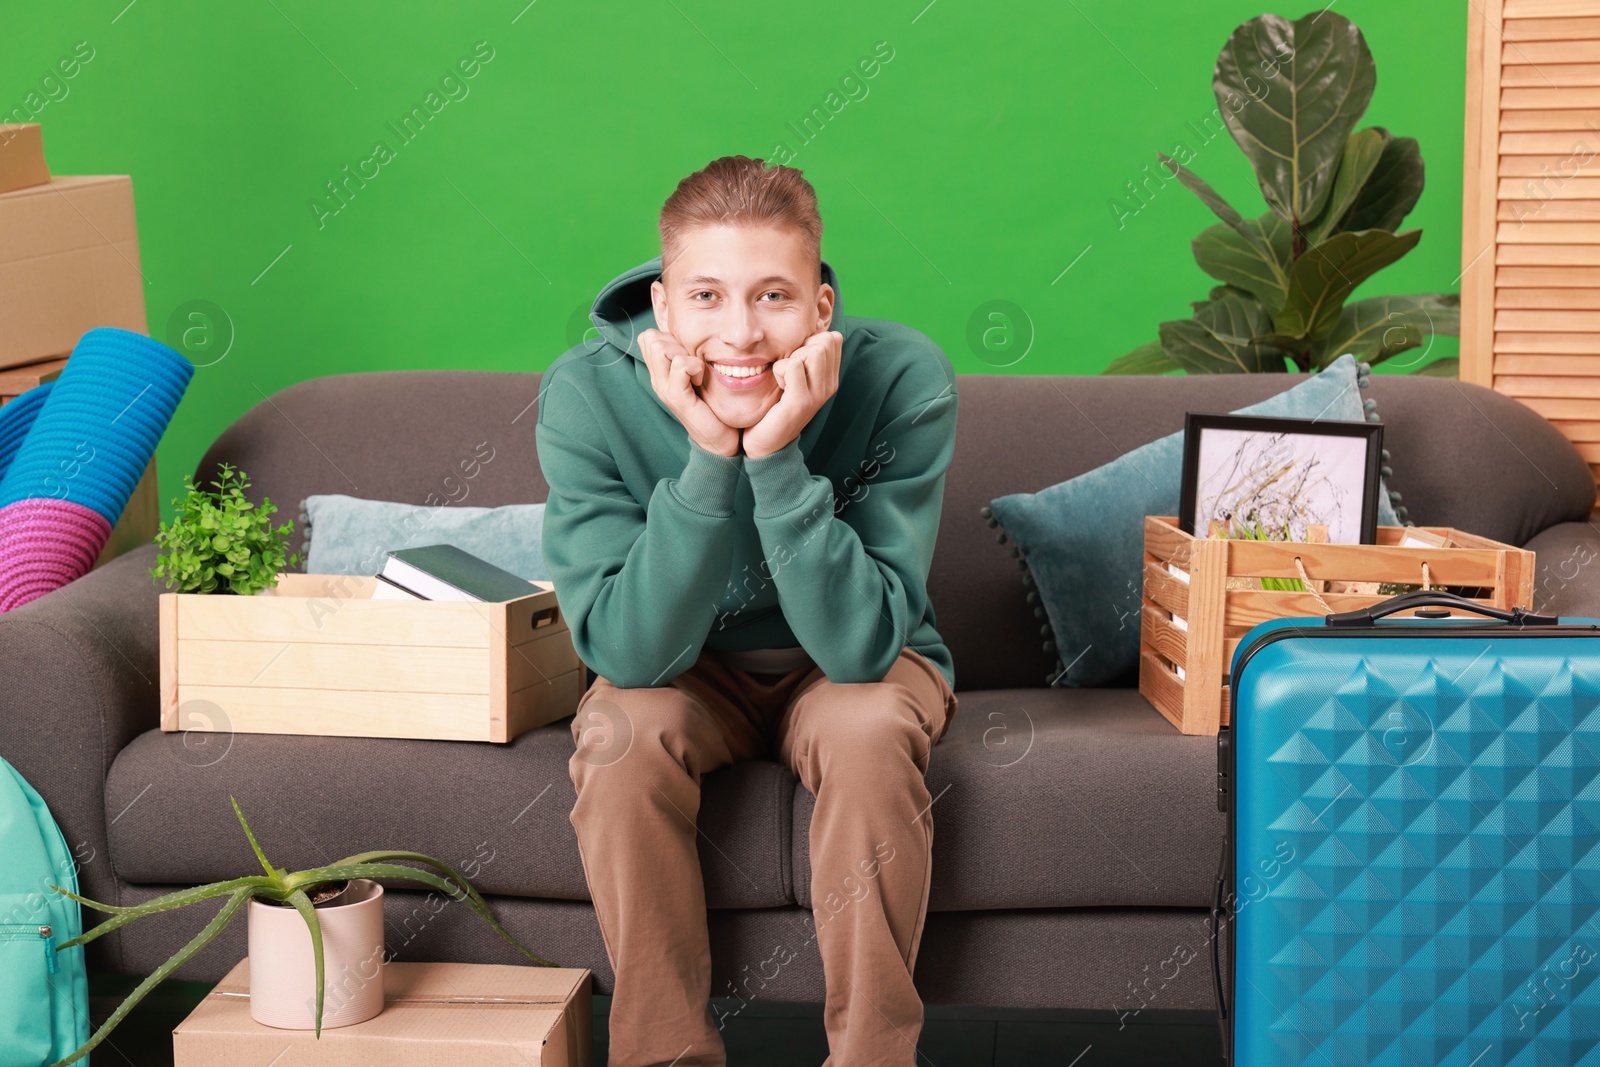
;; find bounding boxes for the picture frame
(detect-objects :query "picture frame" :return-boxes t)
[1177,412,1384,545]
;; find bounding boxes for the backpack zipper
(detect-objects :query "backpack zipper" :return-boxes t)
[0,923,58,974]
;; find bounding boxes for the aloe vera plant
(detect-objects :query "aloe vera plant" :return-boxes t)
[45,796,556,1067]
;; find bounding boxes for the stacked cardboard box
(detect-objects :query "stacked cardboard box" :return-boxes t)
[0,123,158,570]
[173,958,593,1066]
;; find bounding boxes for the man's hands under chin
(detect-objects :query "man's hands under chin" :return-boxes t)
[639,327,742,458]
[742,330,843,460]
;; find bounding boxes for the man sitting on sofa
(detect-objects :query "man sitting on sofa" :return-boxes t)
[535,153,960,1067]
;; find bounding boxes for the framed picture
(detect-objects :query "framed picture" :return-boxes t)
[1178,413,1384,544]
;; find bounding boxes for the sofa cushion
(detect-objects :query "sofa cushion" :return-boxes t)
[104,724,795,909]
[986,354,1400,690]
[793,688,1223,912]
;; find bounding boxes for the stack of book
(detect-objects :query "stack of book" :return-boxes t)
[370,543,549,601]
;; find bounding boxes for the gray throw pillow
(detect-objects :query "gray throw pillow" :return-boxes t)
[296,494,549,581]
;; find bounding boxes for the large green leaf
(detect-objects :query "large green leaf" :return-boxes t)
[1335,135,1425,234]
[1102,340,1179,374]
[1158,153,1252,240]
[1312,293,1461,368]
[1214,11,1376,225]
[1159,294,1288,373]
[1191,211,1293,315]
[1305,128,1388,244]
[1272,229,1424,341]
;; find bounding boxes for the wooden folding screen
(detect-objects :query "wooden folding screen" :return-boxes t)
[1463,0,1600,497]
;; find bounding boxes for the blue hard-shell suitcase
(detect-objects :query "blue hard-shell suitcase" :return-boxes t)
[1214,589,1600,1066]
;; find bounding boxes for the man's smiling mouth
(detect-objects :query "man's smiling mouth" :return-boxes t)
[708,360,774,383]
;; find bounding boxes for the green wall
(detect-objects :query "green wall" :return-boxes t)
[2,1,1467,523]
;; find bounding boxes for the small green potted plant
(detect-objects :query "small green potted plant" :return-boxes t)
[150,462,303,595]
[46,797,557,1067]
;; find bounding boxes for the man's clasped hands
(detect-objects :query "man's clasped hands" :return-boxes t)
[638,327,843,461]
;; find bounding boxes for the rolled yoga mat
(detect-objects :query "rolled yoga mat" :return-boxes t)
[0,328,194,612]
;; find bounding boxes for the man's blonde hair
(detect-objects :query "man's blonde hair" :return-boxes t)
[658,155,823,280]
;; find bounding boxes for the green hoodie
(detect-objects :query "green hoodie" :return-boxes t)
[536,254,957,691]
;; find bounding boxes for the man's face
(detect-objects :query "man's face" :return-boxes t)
[649,223,835,430]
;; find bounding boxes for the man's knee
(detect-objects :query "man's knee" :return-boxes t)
[570,680,707,769]
[804,682,928,766]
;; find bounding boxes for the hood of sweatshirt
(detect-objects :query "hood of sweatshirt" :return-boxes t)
[589,252,842,361]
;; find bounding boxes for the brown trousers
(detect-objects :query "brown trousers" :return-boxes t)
[567,645,959,1067]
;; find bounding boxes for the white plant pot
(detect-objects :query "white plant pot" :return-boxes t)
[247,878,386,1029]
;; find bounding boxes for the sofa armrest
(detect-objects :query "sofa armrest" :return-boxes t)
[0,542,164,947]
[1524,520,1600,618]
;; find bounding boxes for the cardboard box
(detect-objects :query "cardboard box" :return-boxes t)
[159,574,584,743]
[0,124,51,194]
[173,958,592,1066]
[0,172,148,369]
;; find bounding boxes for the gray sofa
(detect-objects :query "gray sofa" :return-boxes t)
[3,368,1596,1016]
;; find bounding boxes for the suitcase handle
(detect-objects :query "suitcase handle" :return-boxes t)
[1324,588,1556,628]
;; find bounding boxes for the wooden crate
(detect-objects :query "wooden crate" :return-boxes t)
[159,575,584,743]
[1138,515,1536,736]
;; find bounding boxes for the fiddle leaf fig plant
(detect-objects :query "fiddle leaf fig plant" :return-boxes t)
[45,797,557,1067]
[150,461,304,595]
[1105,10,1460,376]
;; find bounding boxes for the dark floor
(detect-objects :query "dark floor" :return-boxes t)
[89,973,1225,1066]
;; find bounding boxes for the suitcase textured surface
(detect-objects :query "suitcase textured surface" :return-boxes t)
[1219,593,1600,1066]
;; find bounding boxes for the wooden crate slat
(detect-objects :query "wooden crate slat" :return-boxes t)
[1496,309,1600,330]
[1497,373,1600,396]
[1495,353,1600,373]
[1224,541,1506,586]
[1139,603,1188,671]
[1497,287,1600,308]
[1497,264,1600,284]
[173,684,496,742]
[505,626,585,691]
[1495,330,1600,352]
[1142,558,1190,619]
[175,639,491,694]
[1138,652,1188,733]
[504,668,588,741]
[1503,62,1600,86]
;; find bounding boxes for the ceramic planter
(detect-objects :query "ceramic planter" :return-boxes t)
[246,878,386,1029]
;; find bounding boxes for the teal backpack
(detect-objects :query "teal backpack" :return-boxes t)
[0,755,90,1067]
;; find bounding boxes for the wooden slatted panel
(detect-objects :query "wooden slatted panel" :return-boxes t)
[1499,284,1600,305]
[1467,0,1600,500]
[1497,244,1600,263]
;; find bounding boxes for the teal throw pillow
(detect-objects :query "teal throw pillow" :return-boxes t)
[297,494,549,581]
[987,354,1403,688]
